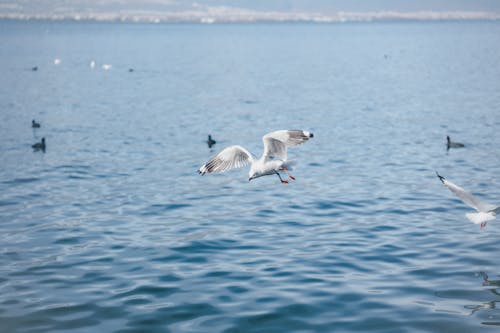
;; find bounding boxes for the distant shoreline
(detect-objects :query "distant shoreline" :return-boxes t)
[1,11,500,24]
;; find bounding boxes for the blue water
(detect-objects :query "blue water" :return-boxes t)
[1,20,500,332]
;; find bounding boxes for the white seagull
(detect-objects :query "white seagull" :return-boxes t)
[436,172,499,228]
[198,130,314,184]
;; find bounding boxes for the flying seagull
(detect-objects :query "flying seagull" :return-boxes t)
[198,130,314,184]
[436,172,499,228]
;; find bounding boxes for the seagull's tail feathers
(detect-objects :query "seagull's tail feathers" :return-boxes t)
[465,212,495,225]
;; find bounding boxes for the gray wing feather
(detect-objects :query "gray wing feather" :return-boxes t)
[263,138,287,160]
[439,176,496,212]
[198,145,253,175]
[263,130,313,160]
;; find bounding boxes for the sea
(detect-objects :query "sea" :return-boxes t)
[1,19,500,332]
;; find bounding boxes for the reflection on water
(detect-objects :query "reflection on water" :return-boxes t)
[434,272,500,323]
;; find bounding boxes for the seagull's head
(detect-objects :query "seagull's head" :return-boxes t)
[248,169,261,182]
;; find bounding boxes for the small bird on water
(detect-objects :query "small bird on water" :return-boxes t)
[32,137,46,151]
[198,130,314,184]
[446,135,464,150]
[32,119,41,128]
[206,134,216,148]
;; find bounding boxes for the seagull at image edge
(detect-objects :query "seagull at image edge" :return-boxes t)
[436,172,499,228]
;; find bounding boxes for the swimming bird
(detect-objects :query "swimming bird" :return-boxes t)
[198,130,314,184]
[102,64,112,70]
[447,136,465,150]
[54,58,61,65]
[31,66,38,71]
[206,134,216,148]
[32,119,41,128]
[32,137,46,151]
[478,272,500,287]
[436,172,499,228]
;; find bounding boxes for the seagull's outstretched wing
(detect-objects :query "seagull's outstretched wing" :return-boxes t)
[263,130,314,160]
[198,145,253,175]
[436,172,496,212]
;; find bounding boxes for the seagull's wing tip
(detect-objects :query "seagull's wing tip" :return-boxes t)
[436,171,445,183]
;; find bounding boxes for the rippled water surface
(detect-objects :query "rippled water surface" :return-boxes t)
[1,20,500,332]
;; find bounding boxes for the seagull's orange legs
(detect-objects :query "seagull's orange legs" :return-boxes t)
[281,166,295,180]
[274,170,289,184]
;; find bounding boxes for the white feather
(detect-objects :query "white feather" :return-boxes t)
[263,130,314,161]
[198,145,253,175]
[466,212,496,225]
[438,175,496,212]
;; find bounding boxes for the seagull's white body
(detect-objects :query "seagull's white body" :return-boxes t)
[198,130,314,183]
[437,172,499,228]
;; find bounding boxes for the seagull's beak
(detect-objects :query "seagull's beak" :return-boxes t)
[248,177,252,182]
